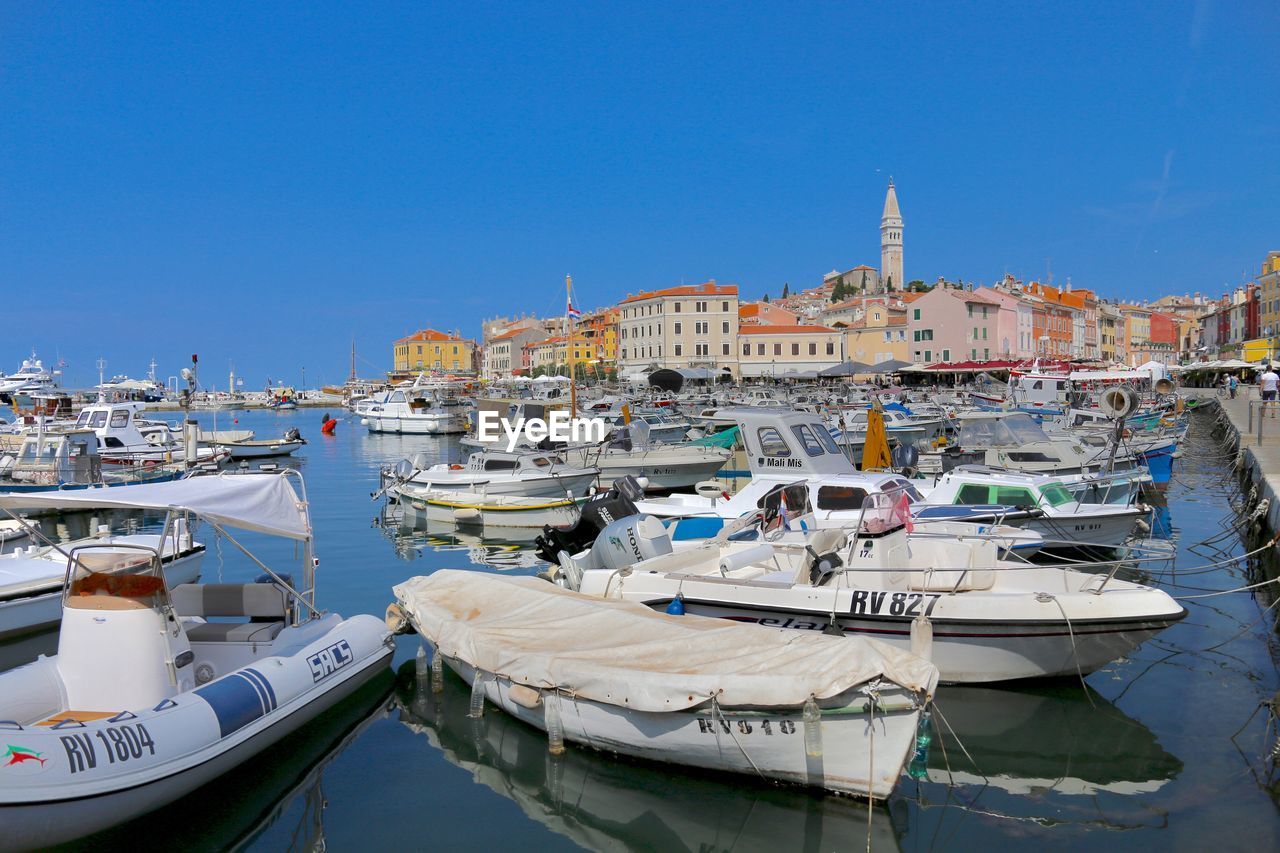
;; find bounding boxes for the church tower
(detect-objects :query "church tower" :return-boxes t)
[880,179,903,292]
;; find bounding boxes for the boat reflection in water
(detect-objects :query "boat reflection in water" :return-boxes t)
[376,502,546,570]
[393,661,908,852]
[78,670,394,850]
[922,683,1183,797]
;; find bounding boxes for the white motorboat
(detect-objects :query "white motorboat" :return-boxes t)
[555,420,732,491]
[919,465,1149,554]
[832,407,943,447]
[923,412,1142,476]
[394,483,582,529]
[71,402,226,466]
[389,570,937,800]
[544,490,1185,684]
[215,428,307,459]
[385,448,598,498]
[362,379,469,435]
[0,523,204,641]
[0,473,393,849]
[0,429,187,495]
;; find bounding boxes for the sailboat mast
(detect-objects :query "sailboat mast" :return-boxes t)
[350,338,357,383]
[566,275,576,419]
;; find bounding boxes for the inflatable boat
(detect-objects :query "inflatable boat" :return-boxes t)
[0,473,394,850]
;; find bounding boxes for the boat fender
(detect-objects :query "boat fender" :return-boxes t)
[321,419,337,434]
[718,543,774,577]
[449,464,464,470]
[509,683,541,709]
[385,602,414,635]
[665,592,685,615]
[910,613,934,660]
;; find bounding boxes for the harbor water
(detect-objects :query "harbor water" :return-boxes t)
[5,405,1279,851]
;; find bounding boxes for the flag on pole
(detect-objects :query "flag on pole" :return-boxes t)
[567,302,582,321]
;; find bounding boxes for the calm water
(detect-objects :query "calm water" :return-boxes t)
[5,406,1279,851]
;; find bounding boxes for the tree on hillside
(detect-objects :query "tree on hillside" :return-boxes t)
[782,282,790,298]
[860,270,868,292]
[763,293,770,303]
[908,279,925,291]
[885,275,894,292]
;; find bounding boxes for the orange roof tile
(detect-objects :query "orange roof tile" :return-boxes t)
[397,329,466,344]
[739,324,838,335]
[619,282,737,305]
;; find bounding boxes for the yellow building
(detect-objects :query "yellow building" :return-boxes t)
[392,329,475,378]
[1258,251,1280,356]
[525,334,595,373]
[841,306,908,365]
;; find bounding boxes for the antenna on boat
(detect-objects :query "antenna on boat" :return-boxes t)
[95,357,106,402]
[566,274,577,419]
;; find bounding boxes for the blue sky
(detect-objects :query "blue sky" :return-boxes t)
[2,2,1277,387]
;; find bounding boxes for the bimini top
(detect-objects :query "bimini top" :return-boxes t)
[0,473,311,540]
[395,570,939,713]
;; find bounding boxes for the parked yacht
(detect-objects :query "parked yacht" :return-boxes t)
[0,353,56,404]
[554,420,732,491]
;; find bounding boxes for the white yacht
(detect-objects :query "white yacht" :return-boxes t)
[362,380,470,435]
[72,402,226,466]
[0,354,57,403]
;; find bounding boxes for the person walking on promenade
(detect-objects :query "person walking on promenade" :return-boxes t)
[1260,365,1279,417]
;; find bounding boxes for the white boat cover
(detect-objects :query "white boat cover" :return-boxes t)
[394,571,939,713]
[0,474,311,540]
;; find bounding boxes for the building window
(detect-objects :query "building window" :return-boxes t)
[942,349,950,361]
[809,343,817,355]
[742,343,750,356]
[674,303,681,313]
[826,342,835,355]
[924,350,932,361]
[674,322,681,334]
[791,343,800,356]
[884,331,892,342]
[696,301,707,312]
[722,321,729,334]
[774,343,782,356]
[913,308,920,321]
[967,305,973,318]
[674,344,682,356]
[913,330,920,342]
[722,301,730,312]
[722,343,730,355]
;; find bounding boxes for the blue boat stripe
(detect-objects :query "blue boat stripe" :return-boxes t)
[243,668,277,711]
[235,671,269,716]
[195,672,269,738]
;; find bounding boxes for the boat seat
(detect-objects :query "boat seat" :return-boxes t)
[172,583,289,643]
[183,620,284,643]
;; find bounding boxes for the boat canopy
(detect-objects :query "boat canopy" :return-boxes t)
[396,570,939,713]
[0,473,311,540]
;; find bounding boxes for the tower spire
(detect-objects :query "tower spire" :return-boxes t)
[880,180,904,292]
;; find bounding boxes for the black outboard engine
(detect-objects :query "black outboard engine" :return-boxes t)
[284,426,302,442]
[534,475,645,563]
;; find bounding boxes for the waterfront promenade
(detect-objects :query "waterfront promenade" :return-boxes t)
[1196,388,1280,532]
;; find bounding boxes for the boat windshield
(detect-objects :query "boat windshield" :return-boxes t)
[1040,483,1076,507]
[959,414,1050,447]
[856,491,910,536]
[63,544,169,612]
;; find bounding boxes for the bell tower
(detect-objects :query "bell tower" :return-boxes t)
[880,179,903,292]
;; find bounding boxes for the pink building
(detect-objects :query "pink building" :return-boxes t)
[974,286,1033,358]
[907,287,1003,363]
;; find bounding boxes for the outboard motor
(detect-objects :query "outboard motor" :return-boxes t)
[534,476,645,564]
[284,426,302,442]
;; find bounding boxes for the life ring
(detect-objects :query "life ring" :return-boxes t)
[449,464,464,470]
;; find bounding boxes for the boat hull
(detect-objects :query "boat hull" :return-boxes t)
[0,616,392,850]
[648,598,1183,683]
[399,489,581,529]
[444,657,919,801]
[365,414,468,435]
[220,439,305,459]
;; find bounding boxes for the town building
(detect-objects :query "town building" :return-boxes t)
[1255,252,1280,362]
[482,325,545,379]
[841,305,908,365]
[738,324,842,378]
[391,329,475,379]
[740,301,800,326]
[906,286,1001,363]
[617,281,740,378]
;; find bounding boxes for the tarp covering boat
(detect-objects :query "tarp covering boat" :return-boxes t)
[394,570,939,713]
[0,473,311,540]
